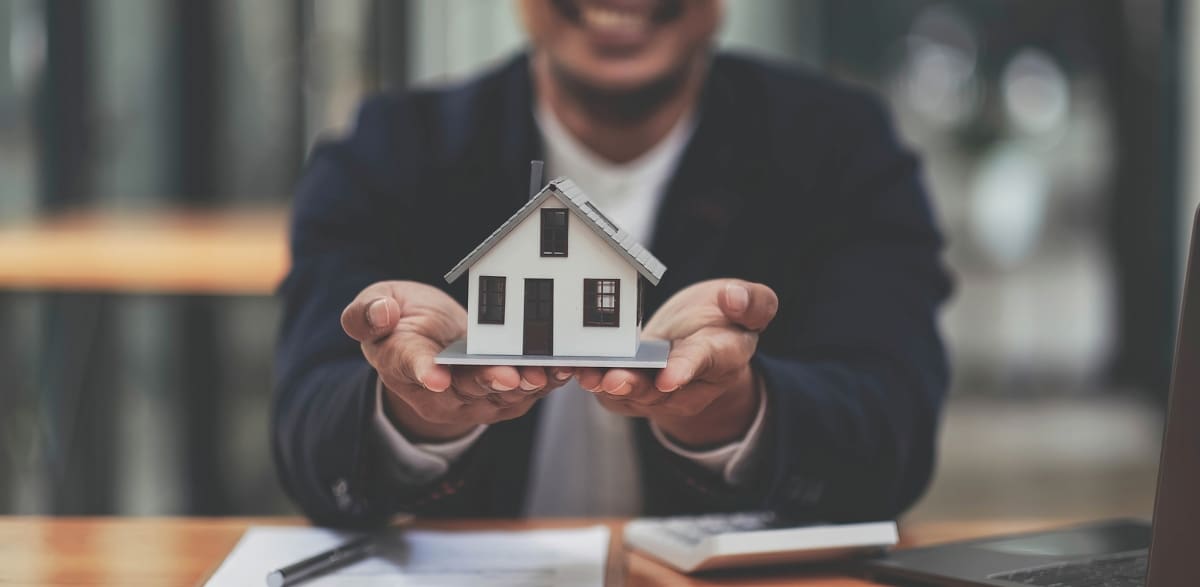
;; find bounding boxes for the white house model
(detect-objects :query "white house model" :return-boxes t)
[439,177,667,364]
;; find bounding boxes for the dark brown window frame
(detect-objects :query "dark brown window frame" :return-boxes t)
[583,278,620,327]
[478,275,506,324]
[540,208,569,257]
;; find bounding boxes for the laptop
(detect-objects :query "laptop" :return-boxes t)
[860,208,1200,586]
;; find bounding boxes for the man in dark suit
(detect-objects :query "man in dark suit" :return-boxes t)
[273,0,950,528]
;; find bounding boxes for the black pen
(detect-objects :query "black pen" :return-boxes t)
[265,534,378,587]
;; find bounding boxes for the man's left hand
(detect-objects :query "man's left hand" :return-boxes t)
[568,279,779,448]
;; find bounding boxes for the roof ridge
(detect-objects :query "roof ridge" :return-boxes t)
[443,177,667,285]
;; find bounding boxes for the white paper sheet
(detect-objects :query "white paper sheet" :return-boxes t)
[205,524,610,587]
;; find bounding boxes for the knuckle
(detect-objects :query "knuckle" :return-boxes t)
[396,346,424,382]
[710,336,739,360]
[450,388,480,404]
[388,356,414,385]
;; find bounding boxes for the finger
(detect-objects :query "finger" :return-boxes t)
[392,335,453,392]
[370,336,453,393]
[450,368,494,401]
[605,371,671,406]
[462,365,522,393]
[480,385,529,407]
[342,295,401,343]
[598,368,649,396]
[593,394,645,417]
[517,366,548,393]
[656,337,712,392]
[718,280,779,332]
[473,367,547,407]
[451,367,529,407]
[548,368,575,384]
[575,367,605,392]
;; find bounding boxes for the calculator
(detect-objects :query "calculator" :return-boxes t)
[623,511,899,573]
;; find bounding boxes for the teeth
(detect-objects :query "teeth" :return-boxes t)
[581,5,649,34]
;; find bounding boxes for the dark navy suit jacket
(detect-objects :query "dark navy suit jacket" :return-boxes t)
[273,52,951,528]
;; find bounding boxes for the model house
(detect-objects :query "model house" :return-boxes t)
[443,177,666,359]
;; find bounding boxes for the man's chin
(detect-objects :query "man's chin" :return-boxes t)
[574,62,672,94]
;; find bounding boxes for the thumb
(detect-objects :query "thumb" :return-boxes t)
[341,296,401,342]
[718,280,779,332]
[656,337,710,392]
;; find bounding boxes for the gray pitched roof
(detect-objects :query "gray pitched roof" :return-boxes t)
[444,177,668,285]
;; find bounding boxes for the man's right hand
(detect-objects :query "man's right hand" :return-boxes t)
[341,281,567,442]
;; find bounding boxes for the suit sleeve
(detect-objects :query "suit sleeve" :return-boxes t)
[271,99,508,527]
[643,93,951,522]
[758,94,952,522]
[271,133,394,528]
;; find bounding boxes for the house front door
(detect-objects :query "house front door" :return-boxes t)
[523,278,553,355]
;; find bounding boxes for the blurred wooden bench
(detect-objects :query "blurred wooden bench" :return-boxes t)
[0,207,292,516]
[0,208,289,295]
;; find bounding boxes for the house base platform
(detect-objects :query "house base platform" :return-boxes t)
[435,339,669,368]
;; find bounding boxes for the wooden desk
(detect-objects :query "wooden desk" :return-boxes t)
[0,517,1074,586]
[0,208,288,295]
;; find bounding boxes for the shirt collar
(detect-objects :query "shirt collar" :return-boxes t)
[533,99,696,190]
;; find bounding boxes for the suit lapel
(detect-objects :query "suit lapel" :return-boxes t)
[649,56,760,308]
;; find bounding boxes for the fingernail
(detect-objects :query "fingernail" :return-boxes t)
[727,284,749,313]
[519,378,541,391]
[555,370,573,381]
[367,298,390,329]
[489,378,516,392]
[608,380,632,395]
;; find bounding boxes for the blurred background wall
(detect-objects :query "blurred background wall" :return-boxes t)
[0,0,1185,520]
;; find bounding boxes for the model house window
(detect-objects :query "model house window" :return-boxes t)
[478,276,506,324]
[583,279,620,326]
[541,209,568,256]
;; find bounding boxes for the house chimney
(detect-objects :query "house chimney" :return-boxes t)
[529,160,545,200]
